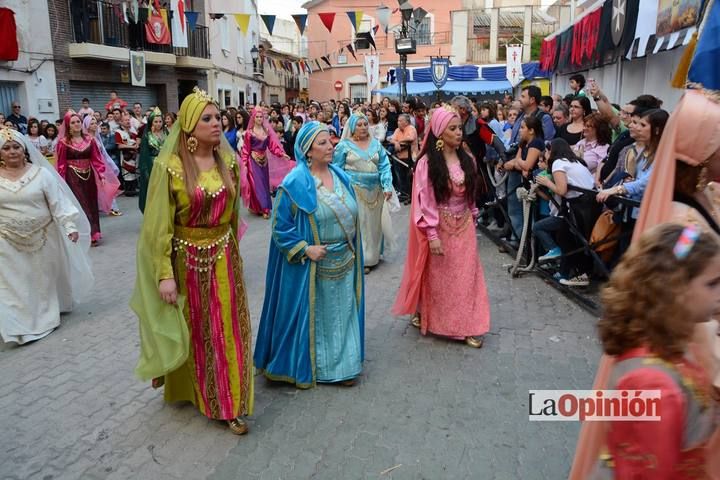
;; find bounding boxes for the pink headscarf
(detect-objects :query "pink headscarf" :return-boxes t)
[634,89,720,235]
[418,107,460,154]
[570,89,720,480]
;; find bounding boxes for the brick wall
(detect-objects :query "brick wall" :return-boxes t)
[47,0,207,113]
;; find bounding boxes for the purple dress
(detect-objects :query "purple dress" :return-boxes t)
[240,131,286,216]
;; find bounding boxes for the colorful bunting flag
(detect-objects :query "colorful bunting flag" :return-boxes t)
[261,14,276,35]
[321,55,331,67]
[315,59,323,72]
[346,11,364,32]
[318,12,336,33]
[357,31,376,50]
[209,13,225,20]
[234,14,250,33]
[292,14,308,35]
[373,24,380,35]
[346,43,357,60]
[185,11,199,32]
[376,6,391,33]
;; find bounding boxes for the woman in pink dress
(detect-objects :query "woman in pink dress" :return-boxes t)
[55,111,119,244]
[393,107,490,348]
[239,107,292,218]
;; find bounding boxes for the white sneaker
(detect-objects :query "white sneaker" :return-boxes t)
[560,274,590,287]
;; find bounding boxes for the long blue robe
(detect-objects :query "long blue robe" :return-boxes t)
[254,162,365,388]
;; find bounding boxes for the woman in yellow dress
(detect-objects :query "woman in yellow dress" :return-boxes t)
[130,88,253,435]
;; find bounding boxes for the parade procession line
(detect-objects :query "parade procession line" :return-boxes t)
[0,195,599,480]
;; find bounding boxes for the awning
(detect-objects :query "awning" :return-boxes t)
[373,79,512,96]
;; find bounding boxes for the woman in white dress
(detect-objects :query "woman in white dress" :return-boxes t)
[333,113,394,273]
[0,128,94,344]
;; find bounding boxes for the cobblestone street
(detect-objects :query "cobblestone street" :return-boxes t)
[1,196,601,480]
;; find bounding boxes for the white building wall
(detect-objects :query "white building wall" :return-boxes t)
[552,48,684,111]
[206,0,262,107]
[0,0,60,120]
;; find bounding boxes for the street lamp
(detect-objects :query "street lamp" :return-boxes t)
[250,45,259,74]
[396,2,416,105]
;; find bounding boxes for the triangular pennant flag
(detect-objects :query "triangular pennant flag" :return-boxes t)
[321,55,332,67]
[346,11,363,32]
[358,32,377,50]
[376,6,391,33]
[299,62,306,73]
[261,15,276,35]
[292,14,308,35]
[185,11,199,32]
[318,12,336,33]
[306,61,313,74]
[209,13,225,20]
[315,59,324,72]
[346,43,357,60]
[234,14,250,34]
[373,24,379,35]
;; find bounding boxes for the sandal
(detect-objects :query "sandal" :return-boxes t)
[227,417,249,435]
[465,336,484,348]
[410,314,421,329]
[341,378,357,387]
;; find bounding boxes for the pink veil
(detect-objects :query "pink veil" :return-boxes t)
[240,107,295,206]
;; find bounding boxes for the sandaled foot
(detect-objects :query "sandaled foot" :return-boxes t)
[151,377,165,389]
[341,378,357,387]
[465,336,484,348]
[410,314,421,329]
[262,213,269,219]
[109,209,123,216]
[364,267,371,274]
[227,417,249,435]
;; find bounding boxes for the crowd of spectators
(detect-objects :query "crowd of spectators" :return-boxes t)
[3,77,670,287]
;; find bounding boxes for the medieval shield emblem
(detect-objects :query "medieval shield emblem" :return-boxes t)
[431,57,450,90]
[611,0,626,46]
[130,51,146,87]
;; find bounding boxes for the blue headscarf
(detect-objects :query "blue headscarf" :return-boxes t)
[344,113,368,139]
[282,121,343,214]
[293,121,328,162]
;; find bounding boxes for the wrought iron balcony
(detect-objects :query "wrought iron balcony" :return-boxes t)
[70,0,210,59]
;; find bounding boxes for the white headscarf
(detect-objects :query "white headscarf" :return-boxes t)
[0,127,94,305]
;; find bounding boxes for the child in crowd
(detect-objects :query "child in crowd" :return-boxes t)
[596,223,720,479]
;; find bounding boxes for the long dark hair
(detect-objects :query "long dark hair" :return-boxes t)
[221,111,236,132]
[521,115,544,147]
[639,108,669,163]
[546,138,586,172]
[419,129,478,204]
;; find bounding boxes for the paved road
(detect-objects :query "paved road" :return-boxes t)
[0,195,601,480]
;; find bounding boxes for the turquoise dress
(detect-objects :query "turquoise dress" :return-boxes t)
[254,161,365,388]
[313,172,362,382]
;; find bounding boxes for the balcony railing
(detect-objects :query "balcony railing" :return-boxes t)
[72,0,209,58]
[380,31,451,49]
[468,38,491,63]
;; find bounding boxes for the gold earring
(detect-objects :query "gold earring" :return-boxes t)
[696,163,709,192]
[435,139,444,151]
[187,135,198,153]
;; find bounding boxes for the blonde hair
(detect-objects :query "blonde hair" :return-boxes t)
[599,223,719,359]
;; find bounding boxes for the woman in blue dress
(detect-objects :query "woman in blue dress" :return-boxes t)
[333,113,393,272]
[254,121,365,388]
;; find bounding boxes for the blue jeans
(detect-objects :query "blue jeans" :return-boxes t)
[506,171,524,240]
[533,215,564,252]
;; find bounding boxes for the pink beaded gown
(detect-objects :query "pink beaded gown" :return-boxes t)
[393,157,490,339]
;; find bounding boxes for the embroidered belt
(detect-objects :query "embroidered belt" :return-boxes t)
[251,151,267,166]
[172,224,233,273]
[0,216,53,252]
[439,208,472,236]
